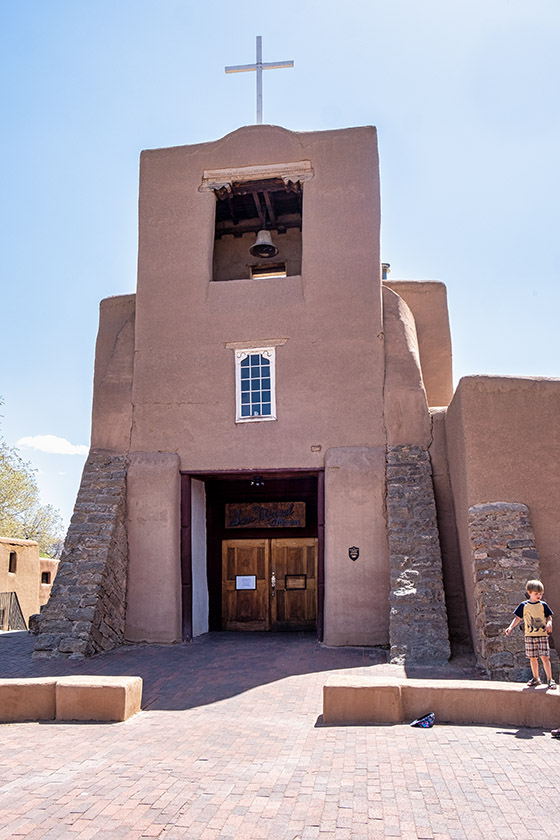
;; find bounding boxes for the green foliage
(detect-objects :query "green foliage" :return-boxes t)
[0,400,65,557]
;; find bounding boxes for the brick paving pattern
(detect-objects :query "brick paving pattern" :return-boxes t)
[1,631,559,839]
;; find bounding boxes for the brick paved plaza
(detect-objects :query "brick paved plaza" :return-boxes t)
[1,632,559,839]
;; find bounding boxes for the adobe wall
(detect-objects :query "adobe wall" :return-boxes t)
[446,376,560,651]
[39,557,59,607]
[91,294,135,453]
[324,447,389,646]
[126,452,182,644]
[0,537,40,624]
[382,286,431,446]
[132,125,384,469]
[383,280,453,407]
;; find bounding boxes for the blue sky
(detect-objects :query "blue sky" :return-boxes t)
[1,0,559,529]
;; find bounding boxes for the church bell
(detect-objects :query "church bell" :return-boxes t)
[249,229,279,259]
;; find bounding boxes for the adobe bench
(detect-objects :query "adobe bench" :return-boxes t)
[323,676,560,729]
[0,676,142,723]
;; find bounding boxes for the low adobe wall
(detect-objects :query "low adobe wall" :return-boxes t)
[0,675,142,723]
[323,676,560,729]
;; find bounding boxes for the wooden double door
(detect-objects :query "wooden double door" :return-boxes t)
[222,538,318,631]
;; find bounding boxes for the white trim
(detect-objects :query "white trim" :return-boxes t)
[234,346,277,423]
[225,338,287,350]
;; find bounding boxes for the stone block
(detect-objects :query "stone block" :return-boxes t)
[55,676,143,722]
[0,678,56,722]
[323,676,402,724]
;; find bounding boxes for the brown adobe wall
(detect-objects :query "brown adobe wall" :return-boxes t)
[39,557,59,607]
[382,286,450,664]
[90,294,135,453]
[383,280,453,408]
[0,537,40,625]
[446,376,560,669]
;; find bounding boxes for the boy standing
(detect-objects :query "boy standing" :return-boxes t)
[505,579,556,689]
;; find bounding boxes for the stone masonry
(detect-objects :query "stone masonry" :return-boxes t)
[386,445,451,665]
[33,450,128,659]
[468,501,558,681]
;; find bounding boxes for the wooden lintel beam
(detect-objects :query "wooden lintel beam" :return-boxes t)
[216,213,302,237]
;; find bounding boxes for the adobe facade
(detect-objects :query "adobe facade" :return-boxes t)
[0,537,58,630]
[34,125,560,679]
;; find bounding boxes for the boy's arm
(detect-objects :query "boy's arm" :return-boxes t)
[505,616,522,636]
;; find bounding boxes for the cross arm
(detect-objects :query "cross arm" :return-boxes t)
[225,63,257,74]
[262,61,294,70]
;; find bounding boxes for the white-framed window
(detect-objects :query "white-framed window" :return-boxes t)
[235,347,277,422]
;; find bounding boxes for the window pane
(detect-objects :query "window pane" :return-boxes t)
[236,347,275,422]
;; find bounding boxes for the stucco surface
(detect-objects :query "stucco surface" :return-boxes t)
[126,452,182,644]
[446,376,560,639]
[0,677,56,722]
[323,446,389,646]
[323,675,560,728]
[383,280,453,407]
[38,557,59,606]
[132,125,384,470]
[382,286,431,446]
[55,675,142,722]
[91,294,135,452]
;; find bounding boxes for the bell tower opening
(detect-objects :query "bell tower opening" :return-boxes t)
[212,177,302,282]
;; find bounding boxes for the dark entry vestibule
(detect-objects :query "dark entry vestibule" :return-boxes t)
[180,472,323,641]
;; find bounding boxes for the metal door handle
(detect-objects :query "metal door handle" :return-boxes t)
[271,571,276,597]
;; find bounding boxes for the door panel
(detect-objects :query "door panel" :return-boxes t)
[221,538,318,631]
[271,538,317,630]
[222,540,270,630]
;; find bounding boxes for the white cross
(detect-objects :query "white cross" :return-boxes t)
[225,36,294,125]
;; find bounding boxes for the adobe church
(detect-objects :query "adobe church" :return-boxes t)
[34,123,560,680]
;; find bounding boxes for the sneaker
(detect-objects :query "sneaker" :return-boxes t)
[527,677,542,687]
[548,680,557,690]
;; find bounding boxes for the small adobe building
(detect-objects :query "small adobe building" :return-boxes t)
[34,124,560,680]
[0,537,58,630]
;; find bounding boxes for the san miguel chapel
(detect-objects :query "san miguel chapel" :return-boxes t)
[34,50,560,682]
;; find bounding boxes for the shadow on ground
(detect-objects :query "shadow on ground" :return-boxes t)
[0,630,482,712]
